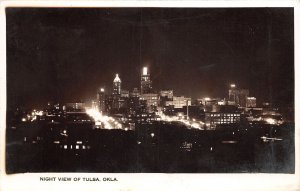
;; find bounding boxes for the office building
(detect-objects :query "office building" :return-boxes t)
[160,90,173,99]
[141,67,152,94]
[228,84,249,107]
[113,74,121,95]
[205,105,241,130]
[165,96,191,108]
[131,88,140,97]
[97,88,106,112]
[121,90,129,98]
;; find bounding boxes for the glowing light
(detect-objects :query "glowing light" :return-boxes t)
[222,141,238,144]
[113,74,121,82]
[86,108,123,130]
[150,133,155,137]
[100,88,105,92]
[265,118,276,125]
[261,136,283,142]
[230,84,236,88]
[204,97,211,101]
[35,111,43,116]
[158,112,204,130]
[143,67,148,75]
[191,123,200,129]
[21,118,26,122]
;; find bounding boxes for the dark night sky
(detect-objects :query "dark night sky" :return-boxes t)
[6,8,294,109]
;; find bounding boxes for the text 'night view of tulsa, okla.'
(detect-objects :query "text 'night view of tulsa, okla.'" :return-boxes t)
[6,8,294,174]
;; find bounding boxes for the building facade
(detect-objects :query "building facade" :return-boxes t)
[165,96,191,108]
[205,112,241,129]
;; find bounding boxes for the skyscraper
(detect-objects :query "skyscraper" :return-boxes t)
[113,74,121,95]
[97,88,106,112]
[140,67,152,94]
[228,84,249,107]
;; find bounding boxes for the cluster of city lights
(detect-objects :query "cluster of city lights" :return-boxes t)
[22,109,44,122]
[249,116,283,125]
[85,108,123,130]
[158,113,204,130]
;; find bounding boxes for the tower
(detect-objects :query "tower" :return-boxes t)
[97,88,105,112]
[113,74,121,95]
[140,67,152,94]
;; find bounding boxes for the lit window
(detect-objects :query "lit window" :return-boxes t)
[64,145,67,149]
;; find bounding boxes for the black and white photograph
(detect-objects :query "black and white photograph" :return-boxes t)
[4,6,295,176]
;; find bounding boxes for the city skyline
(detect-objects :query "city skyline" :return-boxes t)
[6,8,294,109]
[5,7,295,175]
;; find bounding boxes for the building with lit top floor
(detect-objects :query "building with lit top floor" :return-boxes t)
[140,67,152,94]
[113,74,121,95]
[97,87,106,112]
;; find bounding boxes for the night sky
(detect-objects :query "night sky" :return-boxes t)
[6,8,294,109]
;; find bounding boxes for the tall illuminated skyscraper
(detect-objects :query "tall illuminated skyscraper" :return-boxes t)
[140,67,152,94]
[113,74,121,95]
[97,87,105,112]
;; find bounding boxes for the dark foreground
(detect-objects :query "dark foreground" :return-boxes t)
[6,122,294,174]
